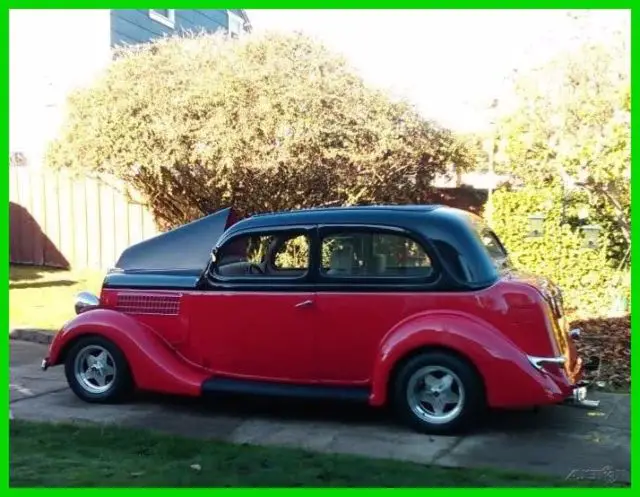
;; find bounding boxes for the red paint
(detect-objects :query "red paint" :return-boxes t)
[47,309,208,396]
[46,271,582,409]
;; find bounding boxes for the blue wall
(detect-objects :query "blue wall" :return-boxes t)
[111,10,232,46]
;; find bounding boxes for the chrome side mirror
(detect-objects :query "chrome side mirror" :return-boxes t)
[75,292,100,315]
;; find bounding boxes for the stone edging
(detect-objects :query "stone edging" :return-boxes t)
[9,328,55,345]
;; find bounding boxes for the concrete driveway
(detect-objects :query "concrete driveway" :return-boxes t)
[10,340,631,484]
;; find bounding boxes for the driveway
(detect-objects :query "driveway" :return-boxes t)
[10,340,631,484]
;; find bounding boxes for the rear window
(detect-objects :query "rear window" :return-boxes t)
[462,212,509,270]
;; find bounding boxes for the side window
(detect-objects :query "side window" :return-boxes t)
[321,231,432,278]
[273,235,309,270]
[214,231,309,278]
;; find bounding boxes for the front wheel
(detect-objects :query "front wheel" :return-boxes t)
[392,351,485,435]
[64,336,133,403]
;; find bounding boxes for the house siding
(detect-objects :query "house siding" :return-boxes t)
[110,9,230,46]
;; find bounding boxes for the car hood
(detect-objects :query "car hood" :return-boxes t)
[114,207,235,273]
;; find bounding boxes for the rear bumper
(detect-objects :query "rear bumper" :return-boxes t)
[521,351,602,408]
[563,382,601,408]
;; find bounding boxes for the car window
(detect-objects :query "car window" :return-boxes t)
[480,230,507,260]
[321,231,432,278]
[214,231,309,278]
[273,235,309,269]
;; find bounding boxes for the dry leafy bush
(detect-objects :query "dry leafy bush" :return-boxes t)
[572,315,630,391]
[47,32,472,230]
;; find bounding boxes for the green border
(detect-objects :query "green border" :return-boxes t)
[2,1,638,8]
[3,3,636,492]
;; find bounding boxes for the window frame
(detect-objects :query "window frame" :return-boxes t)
[149,9,176,29]
[316,224,441,286]
[208,225,315,285]
[227,10,244,38]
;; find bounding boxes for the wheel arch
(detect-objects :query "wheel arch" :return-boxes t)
[49,309,208,397]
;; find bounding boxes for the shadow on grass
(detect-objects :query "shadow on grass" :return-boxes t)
[9,264,74,282]
[9,280,78,290]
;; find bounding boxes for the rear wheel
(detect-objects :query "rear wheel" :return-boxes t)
[64,336,133,403]
[392,351,485,435]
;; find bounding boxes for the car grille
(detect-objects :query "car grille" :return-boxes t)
[115,292,182,316]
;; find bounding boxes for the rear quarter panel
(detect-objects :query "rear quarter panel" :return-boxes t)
[368,280,564,407]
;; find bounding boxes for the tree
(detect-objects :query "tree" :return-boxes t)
[495,33,630,250]
[47,32,473,230]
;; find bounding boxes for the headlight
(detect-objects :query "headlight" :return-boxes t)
[75,292,100,315]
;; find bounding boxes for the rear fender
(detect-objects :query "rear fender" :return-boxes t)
[369,311,564,408]
[48,309,207,396]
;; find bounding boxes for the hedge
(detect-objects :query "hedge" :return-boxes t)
[489,185,629,319]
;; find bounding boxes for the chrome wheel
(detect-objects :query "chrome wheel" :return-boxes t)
[406,365,465,425]
[73,345,117,395]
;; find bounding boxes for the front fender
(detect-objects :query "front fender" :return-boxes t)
[369,311,565,408]
[47,309,208,396]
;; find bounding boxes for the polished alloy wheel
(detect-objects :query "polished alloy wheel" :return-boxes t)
[406,365,465,425]
[73,345,117,394]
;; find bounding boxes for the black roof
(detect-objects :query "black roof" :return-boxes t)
[224,204,473,235]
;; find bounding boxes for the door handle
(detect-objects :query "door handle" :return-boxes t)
[295,299,313,308]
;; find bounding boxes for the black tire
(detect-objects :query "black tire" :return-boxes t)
[392,351,485,435]
[64,335,134,403]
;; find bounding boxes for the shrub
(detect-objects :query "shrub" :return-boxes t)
[490,185,627,319]
[47,32,473,230]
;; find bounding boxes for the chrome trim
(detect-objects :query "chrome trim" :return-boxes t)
[75,291,100,315]
[527,355,566,371]
[569,327,581,339]
[563,386,601,408]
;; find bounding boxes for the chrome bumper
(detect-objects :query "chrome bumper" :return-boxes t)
[563,383,600,408]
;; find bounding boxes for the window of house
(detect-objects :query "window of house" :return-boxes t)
[214,231,310,278]
[149,9,175,29]
[227,11,244,38]
[321,231,433,278]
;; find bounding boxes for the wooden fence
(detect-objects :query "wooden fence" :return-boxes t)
[9,167,158,270]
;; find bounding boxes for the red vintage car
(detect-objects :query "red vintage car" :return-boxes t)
[42,205,599,434]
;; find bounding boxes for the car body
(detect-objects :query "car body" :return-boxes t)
[42,204,598,434]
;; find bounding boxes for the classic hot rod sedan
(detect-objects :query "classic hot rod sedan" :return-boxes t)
[42,205,599,434]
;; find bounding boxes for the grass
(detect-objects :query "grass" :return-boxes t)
[10,420,615,488]
[9,265,105,331]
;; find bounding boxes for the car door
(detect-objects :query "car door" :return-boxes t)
[187,227,317,382]
[313,226,437,384]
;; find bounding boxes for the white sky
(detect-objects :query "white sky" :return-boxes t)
[246,9,629,133]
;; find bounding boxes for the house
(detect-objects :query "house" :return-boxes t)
[9,9,251,168]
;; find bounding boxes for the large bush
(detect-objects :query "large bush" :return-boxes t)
[495,34,630,262]
[490,185,629,319]
[48,32,472,230]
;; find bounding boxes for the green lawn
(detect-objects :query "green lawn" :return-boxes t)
[9,265,105,331]
[10,420,610,488]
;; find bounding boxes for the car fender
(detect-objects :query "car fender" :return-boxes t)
[48,309,208,396]
[369,311,564,408]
